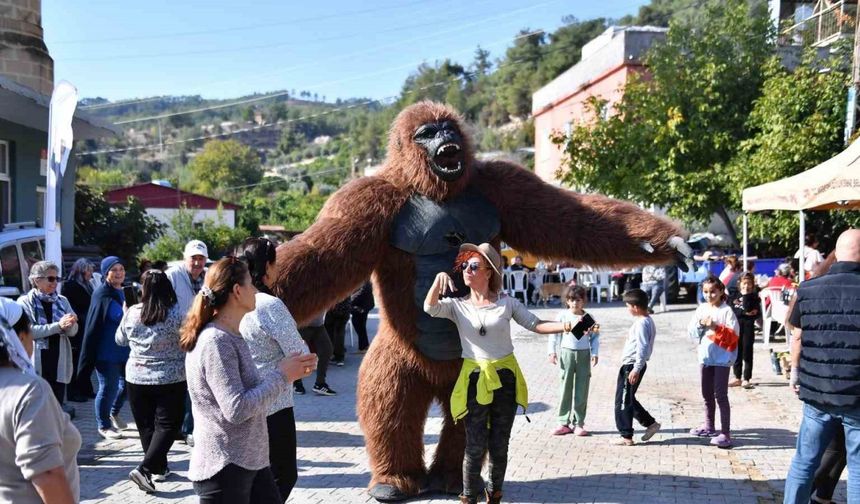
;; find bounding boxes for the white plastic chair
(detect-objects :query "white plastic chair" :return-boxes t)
[559,268,577,284]
[576,269,596,300]
[591,270,613,304]
[761,287,791,348]
[508,270,529,304]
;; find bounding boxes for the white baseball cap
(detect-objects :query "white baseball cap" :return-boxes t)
[183,240,209,259]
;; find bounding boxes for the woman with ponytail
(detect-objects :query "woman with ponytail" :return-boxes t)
[237,237,310,502]
[181,257,317,504]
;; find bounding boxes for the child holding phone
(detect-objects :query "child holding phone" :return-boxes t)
[547,286,600,436]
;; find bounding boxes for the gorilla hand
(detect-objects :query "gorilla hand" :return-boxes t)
[640,236,694,272]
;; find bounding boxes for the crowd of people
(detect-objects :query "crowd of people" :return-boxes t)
[0,228,857,504]
[0,236,376,504]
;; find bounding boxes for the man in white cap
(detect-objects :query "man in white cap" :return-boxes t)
[165,240,208,316]
[164,239,208,448]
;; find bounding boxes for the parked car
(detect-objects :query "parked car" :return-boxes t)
[0,223,45,298]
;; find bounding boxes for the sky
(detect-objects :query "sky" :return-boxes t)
[44,0,650,103]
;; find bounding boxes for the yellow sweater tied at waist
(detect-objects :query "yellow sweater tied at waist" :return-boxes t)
[451,353,528,423]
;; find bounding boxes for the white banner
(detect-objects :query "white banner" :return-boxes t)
[45,81,78,274]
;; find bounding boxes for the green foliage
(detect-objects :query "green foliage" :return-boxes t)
[143,207,247,262]
[555,0,773,242]
[186,139,262,199]
[74,185,164,265]
[238,191,329,234]
[76,165,135,189]
[730,53,860,251]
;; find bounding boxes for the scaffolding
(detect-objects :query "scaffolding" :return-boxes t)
[781,0,857,47]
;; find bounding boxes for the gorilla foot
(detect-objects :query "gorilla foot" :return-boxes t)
[368,483,411,502]
[368,473,424,503]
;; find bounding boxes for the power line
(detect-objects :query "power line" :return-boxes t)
[107,32,542,128]
[102,4,553,122]
[55,0,430,44]
[78,1,719,157]
[65,0,500,63]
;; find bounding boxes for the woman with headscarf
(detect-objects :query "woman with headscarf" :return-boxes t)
[17,261,79,411]
[79,256,130,439]
[63,258,95,402]
[0,297,81,504]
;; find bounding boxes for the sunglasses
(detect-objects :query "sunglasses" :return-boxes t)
[38,276,60,283]
[460,262,489,273]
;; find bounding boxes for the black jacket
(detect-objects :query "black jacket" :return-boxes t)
[790,261,860,409]
[62,280,92,343]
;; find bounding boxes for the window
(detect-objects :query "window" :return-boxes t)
[21,239,42,269]
[0,142,9,225]
[36,186,45,226]
[0,244,21,291]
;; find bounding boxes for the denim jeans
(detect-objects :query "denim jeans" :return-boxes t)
[94,361,127,429]
[784,403,860,503]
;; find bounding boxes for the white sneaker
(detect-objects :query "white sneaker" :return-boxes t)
[110,414,127,431]
[152,468,170,482]
[98,427,124,440]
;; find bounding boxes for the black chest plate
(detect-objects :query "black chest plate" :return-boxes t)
[390,187,500,360]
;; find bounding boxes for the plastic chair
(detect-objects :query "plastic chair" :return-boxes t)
[576,270,596,300]
[508,270,529,304]
[559,268,577,284]
[591,271,613,304]
[761,287,791,348]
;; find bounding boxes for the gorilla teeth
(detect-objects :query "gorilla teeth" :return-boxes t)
[436,143,461,156]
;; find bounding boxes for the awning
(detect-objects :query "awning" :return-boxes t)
[742,139,860,212]
[0,76,117,139]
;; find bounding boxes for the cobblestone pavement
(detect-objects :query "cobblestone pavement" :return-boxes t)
[75,303,841,504]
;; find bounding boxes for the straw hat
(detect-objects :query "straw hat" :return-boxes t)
[459,243,502,282]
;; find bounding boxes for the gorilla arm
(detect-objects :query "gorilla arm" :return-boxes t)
[473,160,689,268]
[271,176,408,326]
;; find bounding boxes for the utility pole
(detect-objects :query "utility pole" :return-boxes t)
[845,2,860,143]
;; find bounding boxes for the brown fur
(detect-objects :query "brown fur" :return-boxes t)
[273,101,686,499]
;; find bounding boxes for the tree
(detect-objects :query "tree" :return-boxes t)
[76,166,135,189]
[143,207,246,261]
[238,191,329,233]
[74,185,164,265]
[536,17,609,84]
[553,0,773,244]
[186,139,262,199]
[278,126,305,155]
[729,52,860,252]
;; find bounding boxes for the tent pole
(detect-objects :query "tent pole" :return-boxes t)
[742,213,749,272]
[799,210,806,283]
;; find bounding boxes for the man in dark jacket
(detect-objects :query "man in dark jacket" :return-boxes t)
[784,228,860,503]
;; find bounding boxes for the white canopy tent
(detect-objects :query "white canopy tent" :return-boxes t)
[741,139,860,281]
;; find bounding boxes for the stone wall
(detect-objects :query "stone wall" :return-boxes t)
[0,0,52,96]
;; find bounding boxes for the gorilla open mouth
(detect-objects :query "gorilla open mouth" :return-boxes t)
[431,142,465,181]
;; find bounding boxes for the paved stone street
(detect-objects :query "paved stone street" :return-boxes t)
[74,302,840,504]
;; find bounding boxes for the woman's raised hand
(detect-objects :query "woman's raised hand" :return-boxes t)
[434,272,456,295]
[278,352,319,382]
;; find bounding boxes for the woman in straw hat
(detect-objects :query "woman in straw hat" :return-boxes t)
[424,242,565,504]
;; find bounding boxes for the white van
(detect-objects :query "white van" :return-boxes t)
[0,223,45,297]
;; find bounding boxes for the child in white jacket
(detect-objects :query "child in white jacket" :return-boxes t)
[688,276,740,448]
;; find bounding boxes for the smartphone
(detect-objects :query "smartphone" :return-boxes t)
[123,285,139,306]
[571,313,596,340]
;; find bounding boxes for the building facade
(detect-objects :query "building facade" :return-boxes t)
[104,183,240,230]
[0,0,113,244]
[531,26,667,183]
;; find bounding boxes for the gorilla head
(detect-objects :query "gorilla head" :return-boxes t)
[382,101,474,201]
[412,119,465,182]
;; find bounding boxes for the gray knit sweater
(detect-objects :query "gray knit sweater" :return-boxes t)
[185,323,287,481]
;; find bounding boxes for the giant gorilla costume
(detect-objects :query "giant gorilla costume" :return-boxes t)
[273,101,689,502]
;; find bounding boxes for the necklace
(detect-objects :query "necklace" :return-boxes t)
[470,300,488,336]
